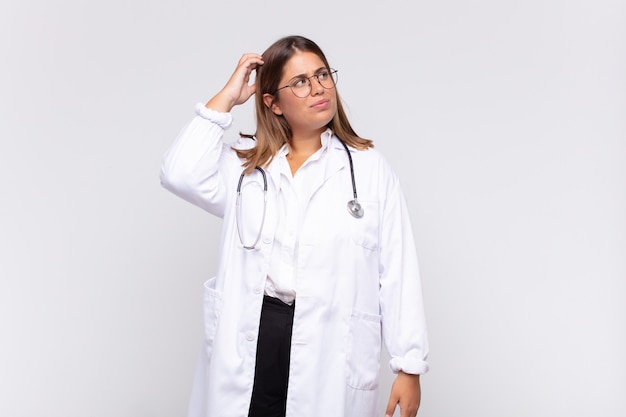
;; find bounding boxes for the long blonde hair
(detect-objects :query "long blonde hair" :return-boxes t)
[235,35,373,173]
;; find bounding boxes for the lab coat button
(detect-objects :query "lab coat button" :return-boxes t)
[245,332,255,342]
[253,287,262,294]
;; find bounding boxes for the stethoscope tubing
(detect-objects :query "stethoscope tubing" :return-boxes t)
[236,166,267,250]
[236,139,361,250]
[339,140,358,201]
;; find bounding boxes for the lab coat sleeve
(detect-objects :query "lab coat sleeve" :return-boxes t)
[160,104,235,218]
[378,172,430,375]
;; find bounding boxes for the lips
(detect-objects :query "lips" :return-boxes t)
[311,99,329,109]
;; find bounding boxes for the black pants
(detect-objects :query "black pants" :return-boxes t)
[248,295,295,417]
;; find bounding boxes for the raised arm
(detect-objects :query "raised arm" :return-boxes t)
[160,53,264,216]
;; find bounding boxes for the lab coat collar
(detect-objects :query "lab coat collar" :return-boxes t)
[274,128,334,158]
[266,128,347,191]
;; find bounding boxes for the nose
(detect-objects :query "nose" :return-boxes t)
[310,75,325,95]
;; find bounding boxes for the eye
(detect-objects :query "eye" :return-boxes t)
[290,77,308,88]
[317,70,330,80]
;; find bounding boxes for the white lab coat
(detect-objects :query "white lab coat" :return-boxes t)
[160,106,429,417]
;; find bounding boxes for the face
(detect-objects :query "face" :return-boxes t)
[263,51,337,137]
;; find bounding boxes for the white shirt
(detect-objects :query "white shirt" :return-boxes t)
[265,131,334,304]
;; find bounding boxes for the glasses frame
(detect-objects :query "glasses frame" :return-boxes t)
[272,68,338,98]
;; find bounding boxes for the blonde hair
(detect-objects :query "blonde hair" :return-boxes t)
[235,35,373,173]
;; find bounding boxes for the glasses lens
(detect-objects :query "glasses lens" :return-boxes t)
[319,69,338,89]
[291,82,311,98]
[288,69,339,98]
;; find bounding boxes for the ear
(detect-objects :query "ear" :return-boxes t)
[263,93,283,115]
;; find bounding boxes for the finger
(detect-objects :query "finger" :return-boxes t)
[385,394,398,417]
[237,53,264,71]
[244,83,257,98]
[238,53,263,64]
[235,57,263,86]
[226,55,260,84]
[400,408,418,417]
[398,400,418,417]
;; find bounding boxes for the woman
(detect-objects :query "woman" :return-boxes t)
[161,35,429,417]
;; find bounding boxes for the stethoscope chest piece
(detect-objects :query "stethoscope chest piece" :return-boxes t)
[340,140,364,219]
[347,199,364,218]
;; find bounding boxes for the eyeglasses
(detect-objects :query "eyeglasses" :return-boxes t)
[273,68,338,98]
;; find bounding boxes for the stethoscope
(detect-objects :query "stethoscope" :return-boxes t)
[236,139,363,250]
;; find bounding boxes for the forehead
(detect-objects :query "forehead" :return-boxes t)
[282,51,326,78]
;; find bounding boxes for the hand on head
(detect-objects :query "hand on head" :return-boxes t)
[205,53,264,113]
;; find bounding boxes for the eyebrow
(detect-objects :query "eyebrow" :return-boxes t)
[287,66,327,81]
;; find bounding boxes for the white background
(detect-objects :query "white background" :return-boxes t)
[1,1,625,416]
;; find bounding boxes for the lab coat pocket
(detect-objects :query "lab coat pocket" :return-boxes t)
[346,310,381,390]
[350,201,379,251]
[203,277,223,356]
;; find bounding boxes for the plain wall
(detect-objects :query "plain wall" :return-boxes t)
[1,1,624,416]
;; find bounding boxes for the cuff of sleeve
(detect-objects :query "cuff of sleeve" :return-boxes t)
[389,355,430,375]
[194,103,233,129]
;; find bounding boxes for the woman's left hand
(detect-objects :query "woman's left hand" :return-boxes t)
[384,371,421,417]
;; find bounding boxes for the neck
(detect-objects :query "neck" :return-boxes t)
[288,136,322,157]
[286,131,324,175]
